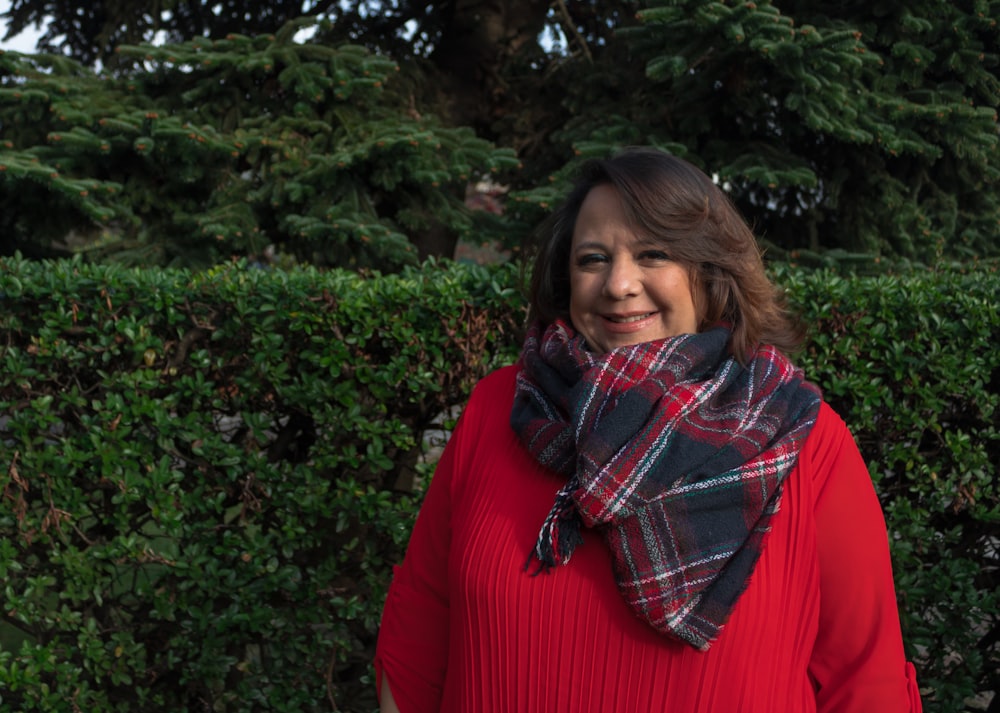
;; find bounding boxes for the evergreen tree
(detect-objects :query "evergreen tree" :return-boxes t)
[620,0,1000,261]
[0,21,517,268]
[503,0,999,264]
[0,0,564,133]
[2,0,998,266]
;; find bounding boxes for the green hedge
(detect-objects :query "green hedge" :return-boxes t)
[0,256,524,711]
[781,264,1000,712]
[0,256,996,712]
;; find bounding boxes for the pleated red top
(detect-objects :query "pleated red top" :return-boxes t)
[376,366,922,712]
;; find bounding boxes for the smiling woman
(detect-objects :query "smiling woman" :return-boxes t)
[530,148,805,363]
[374,146,924,713]
[567,183,699,354]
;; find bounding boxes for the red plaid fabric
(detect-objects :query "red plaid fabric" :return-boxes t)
[511,320,822,650]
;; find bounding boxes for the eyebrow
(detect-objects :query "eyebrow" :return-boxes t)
[571,240,607,252]
[572,236,664,253]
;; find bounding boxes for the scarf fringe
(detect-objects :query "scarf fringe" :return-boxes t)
[526,477,584,574]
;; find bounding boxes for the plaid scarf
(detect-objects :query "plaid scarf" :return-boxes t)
[510,319,822,650]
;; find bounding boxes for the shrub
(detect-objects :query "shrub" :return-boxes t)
[781,263,999,712]
[0,256,996,711]
[0,255,523,711]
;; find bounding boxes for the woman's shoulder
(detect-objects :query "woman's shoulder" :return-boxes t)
[466,364,519,408]
[797,400,869,492]
[474,363,519,392]
[805,401,854,455]
[447,365,519,438]
[445,365,526,497]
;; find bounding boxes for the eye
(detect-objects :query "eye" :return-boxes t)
[575,253,608,268]
[639,249,671,262]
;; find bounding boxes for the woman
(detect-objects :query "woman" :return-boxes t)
[376,147,922,712]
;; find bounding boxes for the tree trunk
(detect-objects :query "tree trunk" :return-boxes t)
[412,217,459,263]
[430,0,551,134]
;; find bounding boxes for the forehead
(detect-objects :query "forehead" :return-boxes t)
[571,185,660,248]
[576,183,622,217]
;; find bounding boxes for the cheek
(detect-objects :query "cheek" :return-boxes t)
[567,272,598,330]
[567,282,585,323]
[568,270,588,306]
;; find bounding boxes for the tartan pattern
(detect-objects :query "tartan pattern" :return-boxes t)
[510,320,822,650]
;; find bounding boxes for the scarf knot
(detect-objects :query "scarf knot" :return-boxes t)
[510,319,821,649]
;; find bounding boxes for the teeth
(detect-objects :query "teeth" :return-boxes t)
[608,313,652,323]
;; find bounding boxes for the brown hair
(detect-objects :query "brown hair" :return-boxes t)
[527,146,804,360]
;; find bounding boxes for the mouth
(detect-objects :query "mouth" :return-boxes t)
[604,312,655,324]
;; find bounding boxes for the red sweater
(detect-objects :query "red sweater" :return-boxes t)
[376,366,922,712]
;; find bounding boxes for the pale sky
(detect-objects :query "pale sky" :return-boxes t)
[0,3,318,54]
[0,0,44,53]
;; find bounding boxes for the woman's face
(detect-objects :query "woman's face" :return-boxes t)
[568,184,699,354]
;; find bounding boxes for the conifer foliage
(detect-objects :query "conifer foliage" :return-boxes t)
[0,20,518,268]
[1,1,999,267]
[533,0,1000,263]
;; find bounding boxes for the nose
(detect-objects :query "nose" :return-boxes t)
[603,257,641,300]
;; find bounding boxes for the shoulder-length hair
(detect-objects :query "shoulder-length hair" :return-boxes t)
[527,146,805,361]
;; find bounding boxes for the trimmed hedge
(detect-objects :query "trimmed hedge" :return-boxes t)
[782,264,1000,712]
[0,256,996,712]
[0,256,524,711]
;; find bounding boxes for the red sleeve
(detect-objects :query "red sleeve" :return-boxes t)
[374,387,470,713]
[806,404,923,712]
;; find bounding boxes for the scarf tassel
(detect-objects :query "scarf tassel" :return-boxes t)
[526,477,584,575]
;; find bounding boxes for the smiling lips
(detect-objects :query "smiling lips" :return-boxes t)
[601,312,659,333]
[605,312,655,324]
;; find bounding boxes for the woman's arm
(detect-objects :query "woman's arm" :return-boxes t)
[374,446,455,713]
[807,405,922,712]
[375,377,485,712]
[380,677,401,713]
